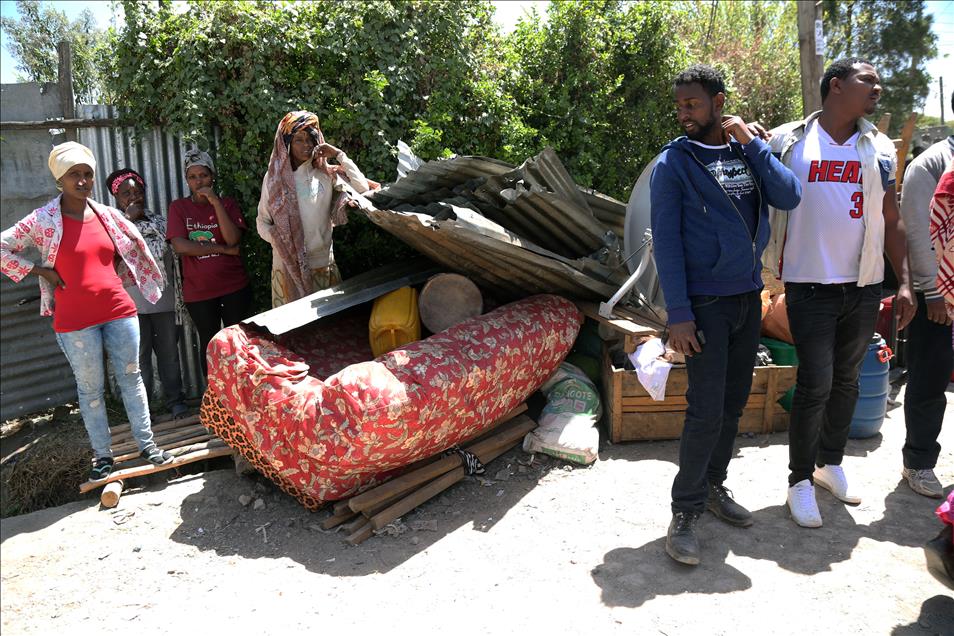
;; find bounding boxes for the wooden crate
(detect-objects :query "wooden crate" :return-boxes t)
[601,347,797,443]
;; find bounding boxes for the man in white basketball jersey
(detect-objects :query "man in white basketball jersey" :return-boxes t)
[763,58,916,528]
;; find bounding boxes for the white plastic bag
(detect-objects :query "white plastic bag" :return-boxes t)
[522,362,602,465]
[629,337,673,401]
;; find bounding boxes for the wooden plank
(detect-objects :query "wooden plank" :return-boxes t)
[615,409,790,442]
[112,433,214,463]
[622,393,767,412]
[79,445,231,493]
[609,364,795,399]
[622,394,767,408]
[109,415,201,442]
[602,345,623,443]
[876,113,891,134]
[577,301,661,339]
[761,367,779,433]
[895,112,918,188]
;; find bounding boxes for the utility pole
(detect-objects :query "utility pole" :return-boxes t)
[797,1,824,117]
[57,40,76,142]
[941,77,945,125]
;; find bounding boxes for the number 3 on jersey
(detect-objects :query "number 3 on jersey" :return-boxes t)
[849,191,863,219]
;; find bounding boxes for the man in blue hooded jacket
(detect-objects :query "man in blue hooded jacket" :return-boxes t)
[650,64,802,565]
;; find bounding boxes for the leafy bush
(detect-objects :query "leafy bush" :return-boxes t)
[106,0,692,309]
[504,1,689,200]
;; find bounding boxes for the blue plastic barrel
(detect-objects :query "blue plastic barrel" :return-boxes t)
[848,334,891,438]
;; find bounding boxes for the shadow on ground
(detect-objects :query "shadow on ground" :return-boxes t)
[891,595,954,635]
[166,447,572,576]
[592,481,952,608]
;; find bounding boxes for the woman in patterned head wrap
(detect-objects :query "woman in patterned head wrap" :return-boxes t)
[256,110,372,307]
[0,142,174,482]
[105,167,188,419]
[166,147,251,376]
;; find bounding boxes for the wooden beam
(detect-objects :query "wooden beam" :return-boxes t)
[79,446,232,493]
[797,1,823,117]
[876,113,892,134]
[895,112,918,189]
[0,118,120,131]
[56,41,75,142]
[576,301,661,346]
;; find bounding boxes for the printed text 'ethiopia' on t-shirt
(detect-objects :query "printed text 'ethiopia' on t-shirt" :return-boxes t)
[166,196,249,303]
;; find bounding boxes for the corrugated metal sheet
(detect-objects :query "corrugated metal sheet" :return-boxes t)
[245,258,440,335]
[363,148,662,325]
[0,276,77,420]
[363,208,622,301]
[77,105,208,398]
[371,148,615,261]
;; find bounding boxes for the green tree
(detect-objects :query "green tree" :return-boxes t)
[503,0,689,199]
[677,0,802,129]
[822,0,938,134]
[0,0,106,102]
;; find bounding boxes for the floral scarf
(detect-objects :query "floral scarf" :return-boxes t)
[263,111,351,302]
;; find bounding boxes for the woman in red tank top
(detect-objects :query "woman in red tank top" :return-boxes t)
[0,142,173,483]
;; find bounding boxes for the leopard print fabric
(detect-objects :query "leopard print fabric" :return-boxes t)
[200,388,325,510]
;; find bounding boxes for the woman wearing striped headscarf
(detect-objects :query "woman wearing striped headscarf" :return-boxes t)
[257,111,371,307]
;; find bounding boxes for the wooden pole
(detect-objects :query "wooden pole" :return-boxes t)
[100,480,124,508]
[797,1,823,117]
[347,415,536,514]
[895,112,918,188]
[367,419,536,532]
[56,41,76,142]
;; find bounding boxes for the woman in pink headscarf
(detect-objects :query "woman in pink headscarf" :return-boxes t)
[256,111,372,307]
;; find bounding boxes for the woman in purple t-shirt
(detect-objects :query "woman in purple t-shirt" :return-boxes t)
[166,149,251,375]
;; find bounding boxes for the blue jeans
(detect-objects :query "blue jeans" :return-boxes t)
[785,282,882,485]
[671,291,762,514]
[55,316,156,459]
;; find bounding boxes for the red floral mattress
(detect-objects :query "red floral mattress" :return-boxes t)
[202,294,582,507]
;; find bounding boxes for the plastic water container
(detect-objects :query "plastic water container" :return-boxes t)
[848,334,892,438]
[760,337,798,411]
[369,287,421,357]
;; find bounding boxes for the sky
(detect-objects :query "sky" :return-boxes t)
[1,0,951,118]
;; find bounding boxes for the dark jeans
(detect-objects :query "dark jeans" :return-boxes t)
[671,290,761,514]
[903,292,953,469]
[138,311,185,410]
[186,285,253,377]
[785,282,882,486]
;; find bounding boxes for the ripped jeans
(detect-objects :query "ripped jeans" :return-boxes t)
[55,316,156,458]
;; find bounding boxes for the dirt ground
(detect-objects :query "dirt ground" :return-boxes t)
[1,383,952,635]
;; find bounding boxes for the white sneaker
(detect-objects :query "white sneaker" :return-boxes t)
[787,479,822,528]
[813,464,862,504]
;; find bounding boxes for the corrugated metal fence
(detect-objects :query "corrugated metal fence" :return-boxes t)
[77,104,208,401]
[1,82,76,421]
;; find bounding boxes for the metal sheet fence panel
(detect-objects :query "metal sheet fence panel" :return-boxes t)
[0,83,77,421]
[77,105,206,400]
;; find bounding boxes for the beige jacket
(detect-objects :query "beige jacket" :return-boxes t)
[764,111,898,286]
